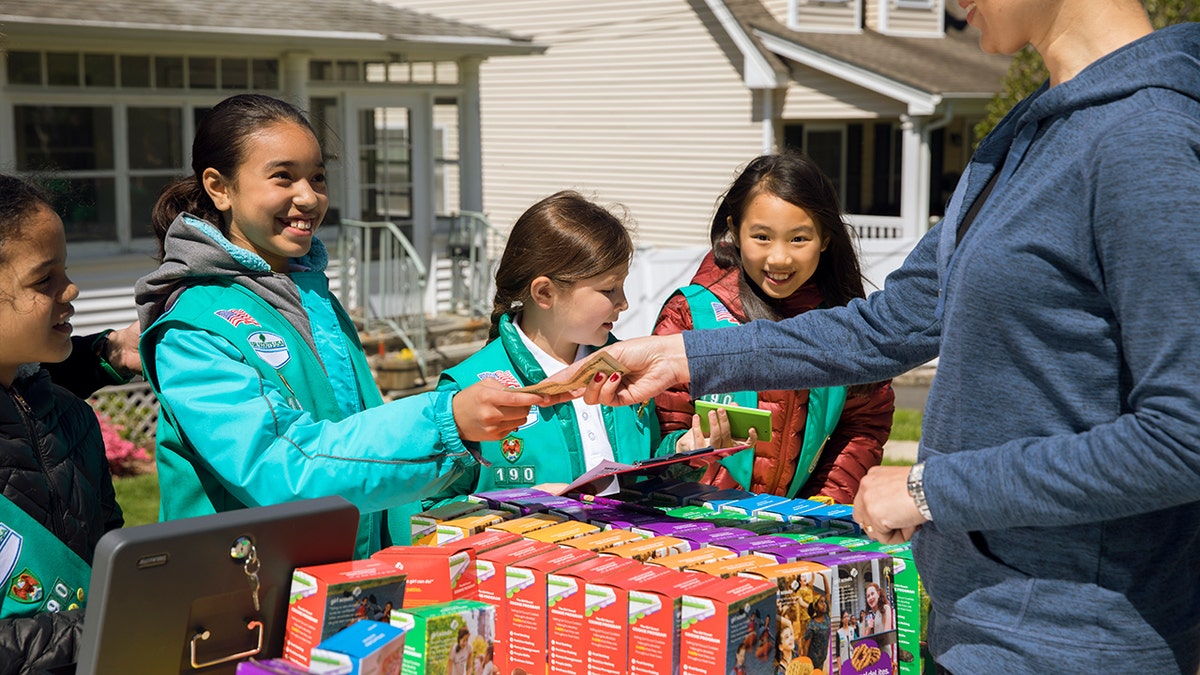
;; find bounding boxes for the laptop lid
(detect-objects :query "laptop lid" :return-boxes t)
[77,496,359,674]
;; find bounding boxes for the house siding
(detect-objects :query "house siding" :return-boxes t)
[763,0,862,33]
[781,67,906,118]
[390,0,767,250]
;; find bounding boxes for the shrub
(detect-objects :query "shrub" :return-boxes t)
[95,411,152,476]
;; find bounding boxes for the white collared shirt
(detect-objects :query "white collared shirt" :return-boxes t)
[514,323,617,494]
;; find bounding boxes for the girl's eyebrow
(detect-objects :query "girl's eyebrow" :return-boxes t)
[264,159,326,170]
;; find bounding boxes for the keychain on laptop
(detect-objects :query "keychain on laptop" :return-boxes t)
[231,536,261,613]
[188,536,267,669]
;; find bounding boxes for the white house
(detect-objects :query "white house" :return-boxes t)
[390,0,1013,336]
[0,0,542,335]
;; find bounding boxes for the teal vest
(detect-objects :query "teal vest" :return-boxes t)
[673,284,847,497]
[142,279,383,556]
[439,313,657,491]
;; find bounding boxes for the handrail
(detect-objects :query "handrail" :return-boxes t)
[447,211,507,318]
[337,219,430,383]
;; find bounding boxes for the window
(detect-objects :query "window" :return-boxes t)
[84,54,116,86]
[15,105,117,241]
[9,50,277,91]
[121,56,151,87]
[6,51,41,84]
[9,51,283,248]
[894,0,934,8]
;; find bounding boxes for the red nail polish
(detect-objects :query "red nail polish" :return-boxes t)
[608,372,620,382]
[594,372,605,383]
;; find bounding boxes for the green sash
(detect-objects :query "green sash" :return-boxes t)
[674,284,847,497]
[0,494,90,618]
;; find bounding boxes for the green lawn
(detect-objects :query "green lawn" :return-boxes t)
[892,408,922,441]
[111,407,925,526]
[113,473,160,527]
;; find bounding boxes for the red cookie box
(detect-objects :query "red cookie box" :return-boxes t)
[473,538,559,674]
[602,565,722,675]
[545,555,644,675]
[454,529,521,555]
[370,543,477,608]
[679,575,778,675]
[283,559,408,669]
[503,547,599,675]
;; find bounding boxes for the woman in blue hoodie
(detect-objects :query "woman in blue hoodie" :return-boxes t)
[565,1,1200,673]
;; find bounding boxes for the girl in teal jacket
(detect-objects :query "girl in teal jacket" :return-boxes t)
[135,94,556,554]
[433,191,670,501]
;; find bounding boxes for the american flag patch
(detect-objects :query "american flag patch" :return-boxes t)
[711,302,739,325]
[479,370,521,388]
[215,309,261,327]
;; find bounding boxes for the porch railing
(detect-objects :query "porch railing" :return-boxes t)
[446,211,508,318]
[336,219,429,380]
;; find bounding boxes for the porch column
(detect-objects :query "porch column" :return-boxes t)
[458,57,484,214]
[898,114,927,239]
[281,51,311,111]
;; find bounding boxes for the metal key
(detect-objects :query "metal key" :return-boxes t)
[231,537,261,613]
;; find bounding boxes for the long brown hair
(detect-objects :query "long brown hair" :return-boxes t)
[489,190,633,341]
[150,94,317,260]
[711,150,866,322]
[712,151,878,396]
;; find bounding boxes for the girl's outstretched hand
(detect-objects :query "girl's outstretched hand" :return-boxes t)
[566,334,689,407]
[452,379,564,441]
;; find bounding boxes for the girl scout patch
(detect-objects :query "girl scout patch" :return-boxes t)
[501,436,523,463]
[248,331,291,368]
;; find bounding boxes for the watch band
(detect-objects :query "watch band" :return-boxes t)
[91,329,133,385]
[907,462,932,521]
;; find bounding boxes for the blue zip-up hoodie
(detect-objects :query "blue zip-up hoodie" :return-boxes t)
[684,24,1200,673]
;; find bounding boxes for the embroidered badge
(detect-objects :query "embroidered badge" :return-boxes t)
[248,331,291,369]
[501,435,523,463]
[711,302,740,325]
[7,568,43,605]
[215,308,261,327]
[480,371,538,430]
[478,370,521,388]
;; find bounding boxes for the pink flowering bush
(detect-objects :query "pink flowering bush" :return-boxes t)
[95,411,153,476]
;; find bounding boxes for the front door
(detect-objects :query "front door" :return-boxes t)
[341,93,435,265]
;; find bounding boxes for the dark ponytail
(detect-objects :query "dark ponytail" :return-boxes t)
[0,174,52,266]
[150,93,315,260]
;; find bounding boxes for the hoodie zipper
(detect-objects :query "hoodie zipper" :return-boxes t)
[8,388,67,541]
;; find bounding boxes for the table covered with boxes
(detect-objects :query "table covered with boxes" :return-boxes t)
[240,476,929,675]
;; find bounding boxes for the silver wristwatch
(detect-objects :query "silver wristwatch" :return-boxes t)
[907,462,933,521]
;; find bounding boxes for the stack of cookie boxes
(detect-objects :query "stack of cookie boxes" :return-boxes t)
[393,482,922,675]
